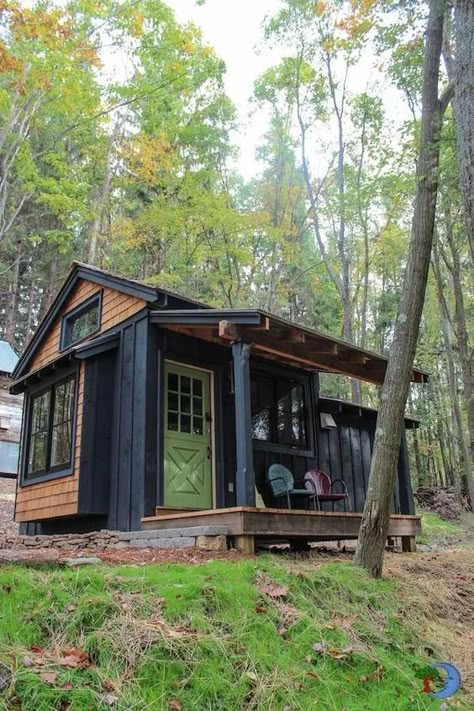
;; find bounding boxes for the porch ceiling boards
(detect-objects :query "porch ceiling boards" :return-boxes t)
[142,506,422,541]
[150,309,429,386]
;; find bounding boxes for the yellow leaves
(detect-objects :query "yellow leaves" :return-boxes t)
[314,1,329,17]
[182,41,195,56]
[124,134,177,185]
[2,2,73,48]
[0,41,23,75]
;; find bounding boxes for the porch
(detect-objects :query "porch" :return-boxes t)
[142,506,422,554]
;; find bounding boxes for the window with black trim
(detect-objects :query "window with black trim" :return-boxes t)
[26,375,76,480]
[61,293,101,349]
[251,373,307,449]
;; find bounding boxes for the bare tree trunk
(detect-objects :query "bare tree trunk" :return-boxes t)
[354,0,450,577]
[4,246,20,346]
[432,242,472,500]
[444,231,474,497]
[88,122,120,264]
[453,0,474,265]
[42,254,59,311]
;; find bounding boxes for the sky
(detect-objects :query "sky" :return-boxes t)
[169,0,284,179]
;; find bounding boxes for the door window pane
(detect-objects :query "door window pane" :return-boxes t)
[181,394,191,414]
[180,414,191,433]
[168,411,178,431]
[168,392,178,412]
[168,372,178,392]
[193,397,203,416]
[193,416,203,435]
[193,378,202,396]
[181,376,191,394]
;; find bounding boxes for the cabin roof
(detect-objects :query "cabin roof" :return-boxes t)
[12,262,429,387]
[150,308,429,386]
[12,262,208,380]
[0,341,19,375]
[319,396,420,429]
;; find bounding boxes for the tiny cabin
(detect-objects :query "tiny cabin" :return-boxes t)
[0,341,22,479]
[11,263,424,549]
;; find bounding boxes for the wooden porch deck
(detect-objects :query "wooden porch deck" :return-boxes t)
[142,507,422,554]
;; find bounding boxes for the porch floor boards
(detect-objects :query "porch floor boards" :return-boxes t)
[142,506,422,545]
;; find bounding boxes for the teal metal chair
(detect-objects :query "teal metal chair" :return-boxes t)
[266,464,316,509]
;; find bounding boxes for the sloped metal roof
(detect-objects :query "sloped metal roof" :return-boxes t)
[0,341,18,375]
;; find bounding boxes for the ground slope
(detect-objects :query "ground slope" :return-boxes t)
[0,546,472,711]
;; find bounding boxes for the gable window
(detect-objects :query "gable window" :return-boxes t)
[61,292,101,350]
[251,373,308,449]
[25,375,76,480]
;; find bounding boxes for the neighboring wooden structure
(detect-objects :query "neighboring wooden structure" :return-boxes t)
[11,263,426,547]
[0,341,22,478]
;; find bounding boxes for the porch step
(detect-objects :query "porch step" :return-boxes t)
[118,525,231,549]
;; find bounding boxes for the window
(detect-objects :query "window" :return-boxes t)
[251,373,308,449]
[61,293,101,349]
[25,375,76,480]
[167,370,205,436]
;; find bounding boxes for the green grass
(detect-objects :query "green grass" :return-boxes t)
[0,558,468,710]
[418,511,474,546]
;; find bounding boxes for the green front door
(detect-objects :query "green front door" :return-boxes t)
[164,362,213,509]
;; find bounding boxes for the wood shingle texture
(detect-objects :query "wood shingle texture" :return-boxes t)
[15,279,145,522]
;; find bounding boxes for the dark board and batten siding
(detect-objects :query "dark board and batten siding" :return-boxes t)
[108,315,159,531]
[77,349,116,516]
[316,407,413,515]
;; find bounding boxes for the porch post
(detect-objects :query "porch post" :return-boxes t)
[232,341,256,507]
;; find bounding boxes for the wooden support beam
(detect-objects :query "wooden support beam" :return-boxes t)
[232,342,256,507]
[282,328,306,343]
[219,320,240,341]
[233,534,255,554]
[401,535,417,553]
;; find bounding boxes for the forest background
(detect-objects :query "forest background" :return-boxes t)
[0,0,472,500]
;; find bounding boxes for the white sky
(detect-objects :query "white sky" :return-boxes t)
[167,1,411,181]
[170,0,285,178]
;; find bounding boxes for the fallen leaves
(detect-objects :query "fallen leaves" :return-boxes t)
[56,648,90,669]
[19,645,92,691]
[259,582,289,599]
[168,699,182,710]
[312,641,354,660]
[255,576,298,636]
[40,671,58,686]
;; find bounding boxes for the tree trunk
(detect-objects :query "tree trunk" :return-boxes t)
[354,0,447,577]
[453,0,474,265]
[445,231,474,499]
[432,243,472,500]
[4,247,21,346]
[88,123,119,264]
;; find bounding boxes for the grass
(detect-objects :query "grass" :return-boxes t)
[417,511,474,546]
[0,555,471,710]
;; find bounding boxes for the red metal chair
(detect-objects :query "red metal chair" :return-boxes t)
[304,470,351,512]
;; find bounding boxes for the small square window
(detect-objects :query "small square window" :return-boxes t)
[61,292,101,350]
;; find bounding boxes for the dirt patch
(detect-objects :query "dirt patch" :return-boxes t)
[0,478,17,539]
[0,545,248,566]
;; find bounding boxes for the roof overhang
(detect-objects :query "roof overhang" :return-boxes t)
[10,331,120,394]
[150,309,429,387]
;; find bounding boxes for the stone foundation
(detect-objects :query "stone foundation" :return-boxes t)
[0,526,230,552]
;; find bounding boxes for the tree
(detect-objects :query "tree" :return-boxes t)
[354,0,452,577]
[453,0,474,265]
